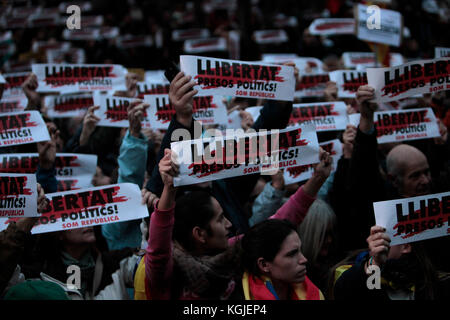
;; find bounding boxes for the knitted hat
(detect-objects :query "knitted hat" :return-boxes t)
[4,280,70,300]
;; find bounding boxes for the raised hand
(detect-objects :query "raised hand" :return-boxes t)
[128,100,149,137]
[22,73,41,109]
[342,124,357,159]
[79,105,100,146]
[366,225,391,268]
[37,122,59,170]
[169,71,198,127]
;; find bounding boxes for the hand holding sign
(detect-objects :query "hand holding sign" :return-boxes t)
[159,148,180,189]
[14,183,48,233]
[37,123,59,170]
[80,105,100,146]
[342,124,357,159]
[434,118,448,145]
[324,81,338,102]
[128,100,149,138]
[21,73,41,109]
[366,226,391,268]
[169,71,198,127]
[356,85,378,133]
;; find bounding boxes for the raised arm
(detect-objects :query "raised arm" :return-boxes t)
[145,149,179,299]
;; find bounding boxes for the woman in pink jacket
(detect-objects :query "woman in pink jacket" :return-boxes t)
[134,147,332,300]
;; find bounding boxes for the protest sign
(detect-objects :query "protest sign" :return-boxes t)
[93,94,150,128]
[184,38,227,54]
[116,35,153,48]
[0,173,38,217]
[367,58,450,103]
[329,70,368,98]
[180,55,295,101]
[342,52,404,69]
[284,139,342,185]
[308,18,355,36]
[172,29,210,41]
[32,41,71,53]
[253,30,289,44]
[0,111,50,147]
[2,72,29,99]
[0,97,28,113]
[294,74,330,98]
[145,70,168,83]
[374,108,440,143]
[435,47,450,58]
[171,125,319,187]
[374,192,450,245]
[144,94,228,129]
[63,28,100,41]
[136,82,170,98]
[262,55,325,75]
[0,183,149,233]
[45,93,93,118]
[355,4,403,47]
[289,102,348,131]
[46,48,86,64]
[33,64,127,93]
[0,152,97,179]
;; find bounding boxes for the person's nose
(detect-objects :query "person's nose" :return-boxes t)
[298,252,308,265]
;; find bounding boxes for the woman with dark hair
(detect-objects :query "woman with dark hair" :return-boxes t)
[240,219,324,300]
[134,147,332,300]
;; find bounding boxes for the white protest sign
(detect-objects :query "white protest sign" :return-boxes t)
[93,94,150,128]
[171,125,319,187]
[0,183,149,233]
[374,108,440,143]
[294,74,330,98]
[144,94,228,129]
[0,97,28,114]
[180,55,295,101]
[0,173,38,217]
[45,93,93,118]
[374,192,450,246]
[367,58,450,103]
[262,55,325,75]
[1,72,29,99]
[284,139,342,185]
[342,52,404,69]
[136,82,170,98]
[63,28,100,41]
[289,101,348,131]
[172,28,210,41]
[116,35,153,48]
[184,38,227,53]
[32,41,71,53]
[308,18,355,36]
[253,30,289,44]
[355,4,403,47]
[46,48,86,64]
[435,47,450,58]
[329,70,368,98]
[33,64,127,92]
[0,111,50,147]
[145,70,168,83]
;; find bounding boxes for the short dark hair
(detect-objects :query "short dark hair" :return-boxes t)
[240,219,296,276]
[173,190,216,251]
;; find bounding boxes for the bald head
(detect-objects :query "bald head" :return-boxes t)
[386,144,431,197]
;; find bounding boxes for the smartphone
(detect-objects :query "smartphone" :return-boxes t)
[164,60,193,91]
[164,61,180,83]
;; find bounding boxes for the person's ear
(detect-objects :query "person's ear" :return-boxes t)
[192,226,207,244]
[257,257,270,274]
[400,243,411,254]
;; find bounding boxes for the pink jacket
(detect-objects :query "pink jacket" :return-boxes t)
[145,186,316,299]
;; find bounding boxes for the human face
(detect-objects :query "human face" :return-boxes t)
[204,197,232,252]
[60,227,96,245]
[400,156,431,197]
[92,166,112,187]
[266,232,308,284]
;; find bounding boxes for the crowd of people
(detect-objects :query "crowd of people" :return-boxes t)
[1,0,450,301]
